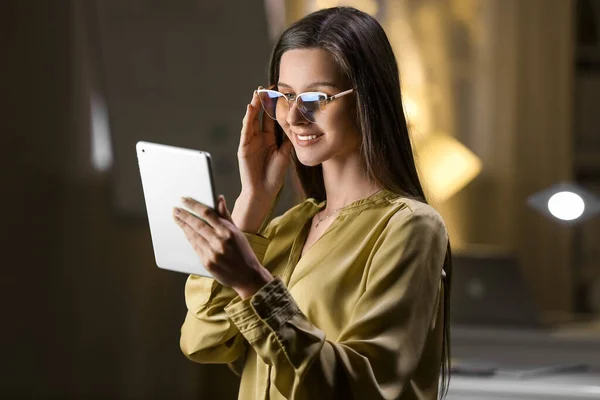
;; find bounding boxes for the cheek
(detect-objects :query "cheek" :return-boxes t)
[275,107,285,123]
[323,108,360,142]
[275,117,293,140]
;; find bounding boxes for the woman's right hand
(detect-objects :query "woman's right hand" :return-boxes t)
[238,89,292,198]
[232,89,293,232]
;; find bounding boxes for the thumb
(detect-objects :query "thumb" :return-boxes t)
[217,195,234,223]
[279,136,293,157]
[271,139,292,181]
[274,138,293,169]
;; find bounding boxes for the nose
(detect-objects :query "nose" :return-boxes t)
[286,102,310,125]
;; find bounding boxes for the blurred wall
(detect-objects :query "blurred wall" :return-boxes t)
[90,1,275,218]
[3,0,257,398]
[422,0,575,314]
[290,0,576,314]
[383,0,575,314]
[442,0,575,314]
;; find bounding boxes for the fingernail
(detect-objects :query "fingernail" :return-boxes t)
[181,196,189,203]
[173,207,181,214]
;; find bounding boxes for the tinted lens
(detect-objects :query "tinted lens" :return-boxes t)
[298,92,326,122]
[257,90,285,120]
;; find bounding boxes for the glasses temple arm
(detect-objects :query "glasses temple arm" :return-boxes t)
[329,88,355,100]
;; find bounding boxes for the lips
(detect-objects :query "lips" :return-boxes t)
[292,132,323,147]
[296,134,321,141]
[293,131,323,138]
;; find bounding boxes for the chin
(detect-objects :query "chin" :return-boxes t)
[293,149,326,167]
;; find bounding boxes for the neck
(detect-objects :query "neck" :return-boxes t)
[320,152,383,212]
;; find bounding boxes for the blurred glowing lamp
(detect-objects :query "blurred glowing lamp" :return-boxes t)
[528,182,600,223]
[547,191,585,221]
[415,133,482,202]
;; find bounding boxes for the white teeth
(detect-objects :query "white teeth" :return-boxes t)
[297,135,319,141]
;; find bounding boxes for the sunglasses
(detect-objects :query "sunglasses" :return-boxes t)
[256,87,355,123]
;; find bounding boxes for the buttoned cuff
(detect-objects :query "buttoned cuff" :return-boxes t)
[224,277,301,343]
[243,232,270,264]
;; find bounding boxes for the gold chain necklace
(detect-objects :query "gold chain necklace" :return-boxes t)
[314,207,343,228]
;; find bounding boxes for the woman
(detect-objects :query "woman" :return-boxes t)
[175,6,451,400]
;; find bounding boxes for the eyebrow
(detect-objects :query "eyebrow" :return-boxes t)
[277,81,339,90]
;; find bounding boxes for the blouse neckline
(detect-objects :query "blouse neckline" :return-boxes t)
[305,189,400,217]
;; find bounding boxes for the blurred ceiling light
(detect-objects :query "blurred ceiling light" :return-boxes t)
[414,133,482,202]
[528,182,600,224]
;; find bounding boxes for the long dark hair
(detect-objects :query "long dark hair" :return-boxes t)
[268,6,452,398]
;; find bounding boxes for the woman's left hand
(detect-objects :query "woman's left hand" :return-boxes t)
[173,195,274,299]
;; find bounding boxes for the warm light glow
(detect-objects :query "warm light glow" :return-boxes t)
[315,0,339,9]
[314,0,378,16]
[349,0,378,16]
[415,133,482,202]
[403,96,419,127]
[547,191,585,221]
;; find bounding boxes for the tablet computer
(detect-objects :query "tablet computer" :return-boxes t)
[136,141,217,278]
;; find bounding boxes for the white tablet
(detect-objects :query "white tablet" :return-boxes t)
[136,141,217,278]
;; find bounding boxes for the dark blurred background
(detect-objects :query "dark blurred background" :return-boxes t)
[2,0,600,399]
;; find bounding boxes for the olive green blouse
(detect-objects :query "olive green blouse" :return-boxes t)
[180,189,448,400]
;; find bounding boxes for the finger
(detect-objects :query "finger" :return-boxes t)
[251,88,261,108]
[173,213,210,257]
[271,139,292,181]
[279,135,293,157]
[251,90,262,132]
[174,208,223,249]
[252,105,260,134]
[174,207,212,236]
[218,195,234,224]
[180,197,227,235]
[254,88,276,134]
[240,103,253,146]
[262,105,275,134]
[259,84,278,133]
[241,91,261,144]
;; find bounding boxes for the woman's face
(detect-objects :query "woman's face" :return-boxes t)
[276,48,360,167]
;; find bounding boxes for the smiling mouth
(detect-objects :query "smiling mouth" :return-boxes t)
[291,132,323,147]
[296,134,322,141]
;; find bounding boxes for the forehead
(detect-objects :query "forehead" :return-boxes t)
[278,48,344,89]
